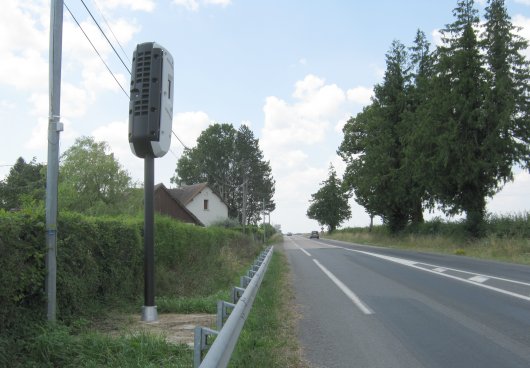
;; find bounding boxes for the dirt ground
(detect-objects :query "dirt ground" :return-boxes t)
[105,313,216,347]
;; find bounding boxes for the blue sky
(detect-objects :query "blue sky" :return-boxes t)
[1,0,529,233]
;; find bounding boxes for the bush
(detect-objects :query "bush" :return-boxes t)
[1,210,259,365]
[1,211,258,326]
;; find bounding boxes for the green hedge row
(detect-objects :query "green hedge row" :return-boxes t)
[339,212,530,239]
[0,210,257,332]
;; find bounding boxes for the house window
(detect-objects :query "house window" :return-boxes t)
[204,199,209,210]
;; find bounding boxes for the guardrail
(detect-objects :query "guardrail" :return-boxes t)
[194,246,274,368]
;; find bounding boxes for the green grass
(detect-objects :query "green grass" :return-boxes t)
[229,249,306,368]
[157,290,230,314]
[327,214,530,264]
[21,323,192,368]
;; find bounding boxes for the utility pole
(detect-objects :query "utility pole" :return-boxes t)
[263,199,266,243]
[242,177,247,232]
[45,0,64,322]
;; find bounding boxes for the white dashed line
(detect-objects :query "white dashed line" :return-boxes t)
[341,247,530,303]
[469,275,489,283]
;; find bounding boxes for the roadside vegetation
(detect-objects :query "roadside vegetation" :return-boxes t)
[230,236,307,368]
[0,209,265,367]
[307,0,529,239]
[326,213,530,265]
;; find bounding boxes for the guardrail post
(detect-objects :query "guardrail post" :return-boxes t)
[217,301,236,330]
[231,286,245,304]
[240,275,251,288]
[194,326,219,368]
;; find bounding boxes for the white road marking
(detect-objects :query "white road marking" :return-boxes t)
[341,247,530,303]
[433,267,447,273]
[469,275,489,283]
[292,241,311,257]
[313,259,374,315]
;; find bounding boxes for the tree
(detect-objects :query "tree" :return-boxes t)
[401,30,436,224]
[339,40,421,232]
[59,136,133,215]
[0,157,45,210]
[419,0,530,237]
[482,0,530,173]
[172,123,275,224]
[429,0,488,236]
[307,164,351,233]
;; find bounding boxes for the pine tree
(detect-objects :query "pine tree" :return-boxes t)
[401,30,435,225]
[428,0,490,236]
[0,157,45,210]
[482,0,530,173]
[340,40,418,232]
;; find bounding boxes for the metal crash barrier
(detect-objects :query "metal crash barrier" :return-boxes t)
[194,246,274,368]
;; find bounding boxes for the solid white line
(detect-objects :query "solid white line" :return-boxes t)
[292,242,311,257]
[313,259,374,315]
[341,248,530,303]
[433,267,447,273]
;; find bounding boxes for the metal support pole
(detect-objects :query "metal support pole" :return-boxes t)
[263,199,266,243]
[142,154,157,322]
[242,178,247,232]
[45,0,64,322]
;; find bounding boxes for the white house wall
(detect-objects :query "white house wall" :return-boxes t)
[185,187,228,226]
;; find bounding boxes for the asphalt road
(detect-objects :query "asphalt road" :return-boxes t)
[283,235,530,368]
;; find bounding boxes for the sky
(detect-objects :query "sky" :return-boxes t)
[1,0,529,233]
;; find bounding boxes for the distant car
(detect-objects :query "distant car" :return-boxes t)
[310,231,319,239]
[286,232,292,236]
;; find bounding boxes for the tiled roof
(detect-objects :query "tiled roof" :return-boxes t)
[167,182,208,205]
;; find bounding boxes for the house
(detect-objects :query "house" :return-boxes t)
[154,182,229,227]
[154,183,203,226]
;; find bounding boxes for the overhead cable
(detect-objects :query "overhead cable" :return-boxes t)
[64,1,129,98]
[79,0,132,75]
[91,0,131,65]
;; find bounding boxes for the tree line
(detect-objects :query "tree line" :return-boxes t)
[1,124,274,226]
[309,0,529,236]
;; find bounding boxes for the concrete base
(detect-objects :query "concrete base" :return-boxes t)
[141,305,158,323]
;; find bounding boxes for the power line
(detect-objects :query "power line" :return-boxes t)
[79,0,131,75]
[172,130,190,150]
[91,0,131,65]
[64,1,129,98]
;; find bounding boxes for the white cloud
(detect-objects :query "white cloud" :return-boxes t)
[26,117,78,151]
[204,0,232,7]
[488,170,530,215]
[262,75,345,161]
[514,15,530,58]
[100,0,155,12]
[0,50,48,91]
[346,86,373,105]
[173,0,199,11]
[173,111,212,148]
[0,1,47,54]
[514,0,530,6]
[431,28,443,47]
[173,0,232,11]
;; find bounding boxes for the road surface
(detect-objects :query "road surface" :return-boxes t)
[283,235,530,368]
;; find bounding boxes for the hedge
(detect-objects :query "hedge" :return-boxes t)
[0,210,256,332]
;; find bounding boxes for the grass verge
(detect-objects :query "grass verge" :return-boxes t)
[23,323,192,368]
[229,248,306,368]
[326,228,530,265]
